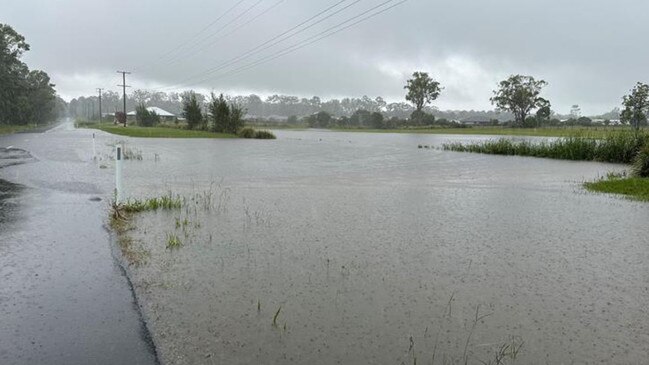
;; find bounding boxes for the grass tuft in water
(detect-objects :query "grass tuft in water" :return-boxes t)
[272,306,282,327]
[120,193,182,213]
[166,233,182,249]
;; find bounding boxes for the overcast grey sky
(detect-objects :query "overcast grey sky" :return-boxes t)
[3,0,647,114]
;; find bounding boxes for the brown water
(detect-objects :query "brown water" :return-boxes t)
[102,130,646,364]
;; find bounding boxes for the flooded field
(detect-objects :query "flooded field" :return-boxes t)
[109,130,648,364]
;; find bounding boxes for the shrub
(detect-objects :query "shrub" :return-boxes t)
[238,127,256,138]
[238,128,276,139]
[632,145,649,177]
[254,130,276,139]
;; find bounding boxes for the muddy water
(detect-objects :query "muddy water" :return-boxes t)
[108,130,648,364]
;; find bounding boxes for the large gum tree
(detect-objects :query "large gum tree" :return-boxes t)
[491,75,549,126]
[404,71,442,113]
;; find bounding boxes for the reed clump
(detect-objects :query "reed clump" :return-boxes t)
[442,132,648,164]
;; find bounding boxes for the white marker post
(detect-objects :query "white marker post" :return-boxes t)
[115,144,123,204]
[92,133,96,160]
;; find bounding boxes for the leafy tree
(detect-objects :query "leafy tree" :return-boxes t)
[410,110,435,126]
[182,91,203,130]
[404,71,442,112]
[228,103,245,134]
[491,75,549,127]
[307,111,332,128]
[0,23,57,125]
[135,104,159,127]
[209,93,244,134]
[621,82,649,134]
[350,109,371,127]
[210,93,230,133]
[536,105,551,122]
[369,112,384,129]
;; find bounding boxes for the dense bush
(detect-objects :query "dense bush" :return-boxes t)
[254,130,276,139]
[238,127,256,138]
[238,127,276,139]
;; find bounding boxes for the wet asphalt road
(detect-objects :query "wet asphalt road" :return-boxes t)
[0,122,157,365]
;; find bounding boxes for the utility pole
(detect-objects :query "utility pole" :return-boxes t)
[97,88,103,123]
[117,71,131,127]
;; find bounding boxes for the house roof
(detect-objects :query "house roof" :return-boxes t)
[127,106,175,117]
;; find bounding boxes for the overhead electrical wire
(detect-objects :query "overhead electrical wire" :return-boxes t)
[132,0,245,72]
[161,0,286,69]
[204,0,409,84]
[155,0,356,90]
[164,0,406,90]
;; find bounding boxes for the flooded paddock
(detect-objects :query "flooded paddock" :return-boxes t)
[110,130,647,364]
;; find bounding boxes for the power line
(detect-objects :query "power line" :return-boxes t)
[162,0,286,69]
[177,0,406,89]
[133,0,245,72]
[156,0,355,91]
[160,0,265,67]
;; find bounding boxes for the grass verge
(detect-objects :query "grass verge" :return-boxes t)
[78,122,237,139]
[0,124,49,135]
[584,177,649,201]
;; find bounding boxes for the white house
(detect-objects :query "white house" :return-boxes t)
[127,107,176,122]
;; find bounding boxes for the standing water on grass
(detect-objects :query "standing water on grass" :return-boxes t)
[115,130,647,364]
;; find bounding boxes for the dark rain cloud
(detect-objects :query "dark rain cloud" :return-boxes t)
[3,0,647,114]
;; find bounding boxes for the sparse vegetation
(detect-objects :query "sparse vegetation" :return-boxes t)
[120,194,182,213]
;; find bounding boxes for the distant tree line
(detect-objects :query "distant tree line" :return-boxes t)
[0,23,63,125]
[66,72,644,132]
[68,89,515,122]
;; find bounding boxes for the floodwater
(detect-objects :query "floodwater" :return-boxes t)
[0,124,157,365]
[104,129,647,364]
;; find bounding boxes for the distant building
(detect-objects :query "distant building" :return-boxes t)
[460,118,493,126]
[127,107,176,122]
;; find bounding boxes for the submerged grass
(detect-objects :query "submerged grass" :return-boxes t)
[442,132,648,164]
[110,193,185,261]
[120,193,182,213]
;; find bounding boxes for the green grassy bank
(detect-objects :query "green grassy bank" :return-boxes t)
[585,177,649,202]
[77,122,237,139]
